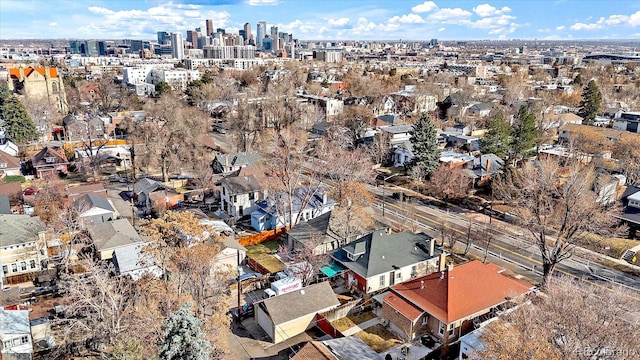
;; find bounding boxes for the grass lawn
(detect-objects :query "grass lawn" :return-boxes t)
[245,240,284,273]
[355,324,402,353]
[577,233,638,259]
[330,311,378,332]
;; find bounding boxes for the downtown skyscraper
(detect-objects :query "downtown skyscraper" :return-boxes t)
[257,21,266,50]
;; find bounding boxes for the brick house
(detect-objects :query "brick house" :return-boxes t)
[382,260,533,347]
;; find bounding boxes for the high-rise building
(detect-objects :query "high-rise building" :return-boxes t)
[171,32,184,60]
[257,21,266,50]
[187,30,199,49]
[206,19,214,36]
[157,31,170,44]
[262,36,273,52]
[216,28,225,35]
[243,23,251,44]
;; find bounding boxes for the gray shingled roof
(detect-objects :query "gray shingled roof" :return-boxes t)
[0,214,46,247]
[0,309,31,336]
[74,193,115,212]
[260,281,339,325]
[220,175,262,195]
[88,218,144,252]
[133,178,165,195]
[215,151,261,169]
[331,231,439,278]
[321,336,382,360]
[0,194,10,214]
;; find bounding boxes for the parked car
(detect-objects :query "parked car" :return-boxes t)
[237,303,254,319]
[23,187,39,195]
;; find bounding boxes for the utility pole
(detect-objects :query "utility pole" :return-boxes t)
[382,173,400,217]
[237,249,242,314]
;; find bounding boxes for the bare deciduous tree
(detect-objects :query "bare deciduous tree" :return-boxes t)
[493,159,622,285]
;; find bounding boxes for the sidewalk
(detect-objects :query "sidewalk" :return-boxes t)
[341,316,380,336]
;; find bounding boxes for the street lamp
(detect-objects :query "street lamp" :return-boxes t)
[382,173,400,217]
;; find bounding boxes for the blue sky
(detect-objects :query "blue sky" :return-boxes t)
[1,0,640,41]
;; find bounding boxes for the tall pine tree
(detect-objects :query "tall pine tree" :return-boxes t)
[480,110,512,159]
[408,113,440,176]
[577,79,602,126]
[0,85,39,143]
[511,105,537,163]
[158,303,211,360]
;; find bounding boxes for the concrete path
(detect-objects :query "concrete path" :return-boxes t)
[341,317,380,336]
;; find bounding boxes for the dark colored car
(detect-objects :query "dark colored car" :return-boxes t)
[237,272,262,283]
[237,303,254,319]
[23,187,39,195]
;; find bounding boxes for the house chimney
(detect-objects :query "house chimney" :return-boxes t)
[420,280,424,289]
[439,271,445,280]
[447,262,454,272]
[429,238,435,257]
[438,253,447,272]
[485,157,491,175]
[322,191,327,205]
[225,155,229,170]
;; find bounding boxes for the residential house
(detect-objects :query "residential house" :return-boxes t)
[0,128,19,157]
[212,151,261,175]
[386,86,438,115]
[133,178,182,213]
[87,218,145,260]
[443,123,471,136]
[462,154,504,187]
[219,175,261,218]
[62,113,107,142]
[287,212,343,255]
[212,236,246,271]
[30,147,68,178]
[439,151,475,168]
[619,186,640,238]
[541,112,583,131]
[251,187,336,231]
[380,125,413,146]
[0,309,33,356]
[330,231,441,295]
[382,260,532,347]
[393,141,413,167]
[112,243,162,280]
[74,194,118,225]
[298,94,344,120]
[612,111,640,134]
[467,102,493,118]
[292,337,382,360]
[0,182,22,214]
[0,150,21,178]
[559,123,632,145]
[0,215,47,285]
[256,281,340,344]
[447,134,480,151]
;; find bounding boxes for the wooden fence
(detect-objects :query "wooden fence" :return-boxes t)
[316,313,345,339]
[319,298,363,322]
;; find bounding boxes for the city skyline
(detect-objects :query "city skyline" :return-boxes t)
[1,0,640,41]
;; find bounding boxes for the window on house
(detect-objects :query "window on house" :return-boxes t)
[222,187,225,196]
[233,195,237,203]
[20,261,27,271]
[30,260,36,269]
[249,192,255,200]
[45,156,56,163]
[448,323,455,336]
[379,275,385,287]
[0,162,7,168]
[21,336,28,344]
[2,265,7,275]
[3,340,10,349]
[438,321,446,336]
[11,263,17,273]
[421,315,428,325]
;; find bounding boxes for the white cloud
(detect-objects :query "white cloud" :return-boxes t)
[49,22,59,27]
[629,11,640,26]
[570,22,602,31]
[245,0,279,6]
[427,8,472,22]
[389,14,426,24]
[538,28,551,33]
[473,4,511,17]
[438,27,446,32]
[468,14,515,29]
[411,1,438,13]
[87,6,114,15]
[328,17,350,26]
[556,25,565,30]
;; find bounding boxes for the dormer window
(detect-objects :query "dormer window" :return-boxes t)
[45,156,56,163]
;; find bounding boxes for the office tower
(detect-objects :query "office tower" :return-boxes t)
[157,31,170,44]
[262,36,273,52]
[257,21,266,50]
[171,32,184,59]
[243,23,251,44]
[187,30,198,49]
[206,19,214,36]
[195,27,202,33]
[270,26,278,42]
[216,28,225,35]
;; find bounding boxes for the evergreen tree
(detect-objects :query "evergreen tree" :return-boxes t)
[0,85,39,143]
[511,106,537,162]
[408,113,440,177]
[480,111,512,158]
[154,81,171,98]
[577,80,602,125]
[158,303,210,360]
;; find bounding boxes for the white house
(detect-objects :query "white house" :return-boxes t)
[393,141,413,167]
[0,215,47,286]
[0,309,33,355]
[251,187,336,231]
[219,175,262,218]
[380,125,413,146]
[0,150,21,178]
[612,111,640,134]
